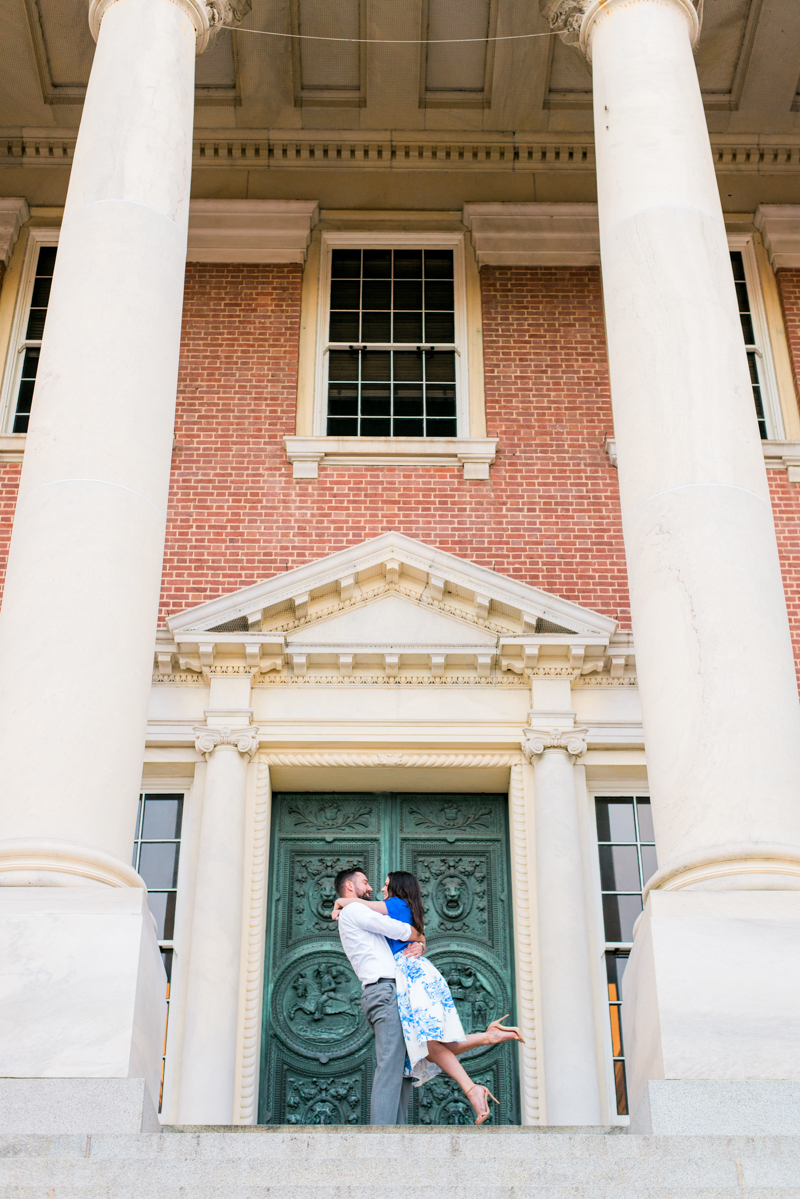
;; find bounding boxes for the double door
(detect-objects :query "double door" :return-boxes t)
[259,792,519,1125]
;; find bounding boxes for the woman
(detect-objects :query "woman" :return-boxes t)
[332,869,523,1125]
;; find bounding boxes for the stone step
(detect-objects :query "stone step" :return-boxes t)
[1,1128,799,1199]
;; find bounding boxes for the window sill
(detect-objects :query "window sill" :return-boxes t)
[284,436,498,480]
[605,436,800,483]
[0,434,25,463]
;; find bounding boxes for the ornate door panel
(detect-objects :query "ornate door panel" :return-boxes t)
[259,793,518,1126]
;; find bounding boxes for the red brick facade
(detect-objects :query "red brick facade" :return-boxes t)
[1,261,799,680]
[158,262,631,629]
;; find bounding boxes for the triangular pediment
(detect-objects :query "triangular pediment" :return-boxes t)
[289,593,499,648]
[163,535,619,679]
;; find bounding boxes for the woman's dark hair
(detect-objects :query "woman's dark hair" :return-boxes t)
[387,871,425,935]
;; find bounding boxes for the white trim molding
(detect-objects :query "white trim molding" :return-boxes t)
[463,202,600,267]
[508,762,542,1123]
[187,200,319,264]
[0,199,29,268]
[755,205,800,269]
[0,434,25,463]
[284,434,498,479]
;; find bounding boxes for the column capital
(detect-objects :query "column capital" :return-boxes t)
[89,0,252,55]
[521,726,588,763]
[539,0,701,59]
[194,724,260,761]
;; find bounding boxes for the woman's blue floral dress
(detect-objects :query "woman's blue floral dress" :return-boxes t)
[384,897,466,1086]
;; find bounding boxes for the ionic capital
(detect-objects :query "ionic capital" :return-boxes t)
[89,0,252,55]
[539,0,701,59]
[522,726,588,763]
[194,724,260,761]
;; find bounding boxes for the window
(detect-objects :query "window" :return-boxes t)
[132,792,184,1112]
[326,248,458,437]
[728,240,783,440]
[315,234,470,439]
[594,795,657,1116]
[1,230,59,434]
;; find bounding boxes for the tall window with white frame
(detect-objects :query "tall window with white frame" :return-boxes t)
[12,244,57,433]
[594,796,657,1117]
[326,247,458,437]
[730,250,769,439]
[132,792,184,1112]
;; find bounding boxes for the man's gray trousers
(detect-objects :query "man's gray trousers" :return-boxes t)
[361,978,413,1125]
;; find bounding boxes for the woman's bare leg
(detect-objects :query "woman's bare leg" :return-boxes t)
[425,1041,477,1097]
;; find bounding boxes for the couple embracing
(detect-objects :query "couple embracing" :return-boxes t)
[333,866,523,1125]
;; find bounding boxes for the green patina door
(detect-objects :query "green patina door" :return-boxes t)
[259,792,519,1126]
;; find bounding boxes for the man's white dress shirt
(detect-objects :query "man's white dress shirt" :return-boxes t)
[337,903,413,986]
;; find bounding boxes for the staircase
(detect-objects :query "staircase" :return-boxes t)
[2,1126,800,1198]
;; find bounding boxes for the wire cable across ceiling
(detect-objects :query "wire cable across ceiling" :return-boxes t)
[224,27,558,44]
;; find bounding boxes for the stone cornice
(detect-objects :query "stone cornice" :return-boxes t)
[6,131,800,176]
[0,198,29,267]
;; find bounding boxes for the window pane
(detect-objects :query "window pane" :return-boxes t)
[426,417,458,437]
[602,893,643,942]
[424,249,453,278]
[394,250,422,277]
[425,386,457,417]
[635,800,655,841]
[161,947,173,983]
[393,417,424,437]
[138,842,180,889]
[425,351,456,382]
[425,280,454,309]
[599,844,641,891]
[327,416,358,435]
[360,351,390,380]
[147,891,177,941]
[605,950,629,1000]
[331,249,361,277]
[329,310,360,341]
[361,311,391,342]
[394,280,422,309]
[394,351,423,381]
[329,350,359,381]
[361,280,391,310]
[360,384,390,415]
[327,386,359,416]
[424,311,455,342]
[363,249,392,277]
[393,311,424,343]
[394,384,424,416]
[596,799,636,842]
[14,379,36,417]
[361,417,391,435]
[641,845,659,886]
[29,276,53,310]
[613,1061,628,1116]
[330,279,360,309]
[142,797,183,840]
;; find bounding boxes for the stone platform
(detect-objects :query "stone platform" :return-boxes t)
[2,1126,800,1198]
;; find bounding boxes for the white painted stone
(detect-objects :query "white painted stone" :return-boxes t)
[631,1079,800,1135]
[187,200,320,263]
[0,198,29,267]
[585,0,800,885]
[462,202,600,266]
[0,889,166,1109]
[528,739,602,1124]
[622,891,800,1117]
[0,1078,159,1134]
[178,728,255,1124]
[0,0,202,868]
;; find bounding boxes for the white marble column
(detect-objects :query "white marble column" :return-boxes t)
[541,0,800,1124]
[177,724,259,1125]
[0,0,212,876]
[523,728,601,1125]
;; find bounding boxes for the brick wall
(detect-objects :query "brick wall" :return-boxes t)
[158,263,631,629]
[0,463,20,602]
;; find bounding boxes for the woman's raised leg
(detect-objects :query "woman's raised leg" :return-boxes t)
[424,1041,498,1125]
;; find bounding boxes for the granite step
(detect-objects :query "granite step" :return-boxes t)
[1,1126,799,1199]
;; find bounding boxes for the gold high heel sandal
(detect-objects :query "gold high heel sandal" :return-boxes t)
[466,1084,499,1126]
[486,1014,526,1044]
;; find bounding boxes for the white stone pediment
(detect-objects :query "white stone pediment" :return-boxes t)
[162,534,622,680]
[288,594,498,649]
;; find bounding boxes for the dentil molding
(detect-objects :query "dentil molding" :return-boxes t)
[260,751,523,768]
[521,727,588,762]
[194,725,260,760]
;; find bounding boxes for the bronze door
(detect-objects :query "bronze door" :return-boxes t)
[259,792,519,1125]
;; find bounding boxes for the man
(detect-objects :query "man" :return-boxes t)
[333,867,425,1125]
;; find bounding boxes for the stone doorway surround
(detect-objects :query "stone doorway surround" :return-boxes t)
[143,535,645,1126]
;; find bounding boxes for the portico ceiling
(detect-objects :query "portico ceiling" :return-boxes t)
[2,0,800,208]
